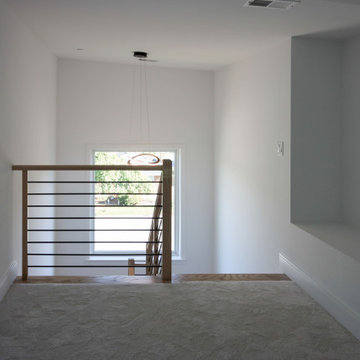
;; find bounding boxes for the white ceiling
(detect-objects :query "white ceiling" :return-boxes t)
[6,0,360,70]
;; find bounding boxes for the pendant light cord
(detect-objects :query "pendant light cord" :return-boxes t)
[144,60,150,141]
[129,55,151,140]
[140,59,143,136]
[130,59,137,136]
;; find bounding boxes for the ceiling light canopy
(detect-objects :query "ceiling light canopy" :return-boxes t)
[244,0,301,10]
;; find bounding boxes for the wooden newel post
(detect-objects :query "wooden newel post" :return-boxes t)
[22,170,28,280]
[128,259,135,276]
[162,160,172,282]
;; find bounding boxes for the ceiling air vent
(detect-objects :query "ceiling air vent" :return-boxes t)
[244,0,300,10]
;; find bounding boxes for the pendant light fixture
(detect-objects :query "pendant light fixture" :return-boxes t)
[128,51,160,166]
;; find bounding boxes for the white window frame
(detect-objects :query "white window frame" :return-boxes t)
[87,145,182,258]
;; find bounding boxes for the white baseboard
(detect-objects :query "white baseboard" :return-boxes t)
[279,253,360,340]
[0,261,17,302]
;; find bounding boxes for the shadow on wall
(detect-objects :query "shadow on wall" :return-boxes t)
[0,148,13,277]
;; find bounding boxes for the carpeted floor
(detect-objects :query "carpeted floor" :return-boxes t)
[0,281,359,359]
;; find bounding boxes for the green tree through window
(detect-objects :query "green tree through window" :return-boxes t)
[94,152,152,205]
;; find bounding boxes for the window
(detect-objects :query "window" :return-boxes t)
[91,149,180,257]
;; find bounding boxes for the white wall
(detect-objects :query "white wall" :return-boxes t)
[342,35,360,228]
[56,59,214,274]
[214,41,292,273]
[0,0,57,285]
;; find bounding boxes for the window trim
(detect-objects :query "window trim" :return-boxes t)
[87,145,182,258]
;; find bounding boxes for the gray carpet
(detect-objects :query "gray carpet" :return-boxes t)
[0,281,359,360]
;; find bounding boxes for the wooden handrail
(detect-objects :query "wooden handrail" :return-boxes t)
[12,165,165,171]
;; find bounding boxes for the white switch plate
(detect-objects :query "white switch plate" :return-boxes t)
[277,141,284,156]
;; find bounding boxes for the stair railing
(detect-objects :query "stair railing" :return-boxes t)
[12,160,172,282]
[128,159,172,279]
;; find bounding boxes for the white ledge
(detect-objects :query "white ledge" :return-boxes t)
[294,222,360,263]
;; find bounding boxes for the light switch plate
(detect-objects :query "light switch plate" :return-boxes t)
[277,141,284,156]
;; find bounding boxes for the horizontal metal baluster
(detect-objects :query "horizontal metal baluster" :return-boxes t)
[28,193,163,195]
[28,229,162,232]
[28,265,162,268]
[28,217,163,220]
[28,181,162,184]
[28,241,163,244]
[28,204,162,208]
[28,253,163,256]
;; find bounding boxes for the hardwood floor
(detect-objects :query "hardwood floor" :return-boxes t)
[15,274,290,284]
[173,274,290,282]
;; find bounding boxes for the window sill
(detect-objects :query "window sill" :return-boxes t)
[84,255,186,263]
